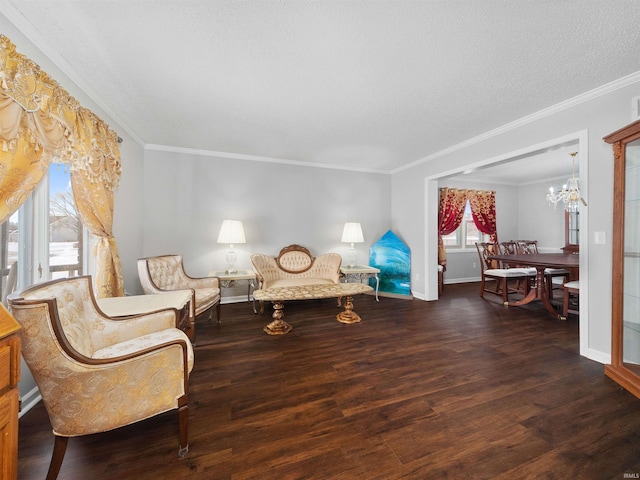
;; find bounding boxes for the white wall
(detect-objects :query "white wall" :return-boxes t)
[391,75,640,363]
[517,180,566,250]
[1,19,147,406]
[136,148,392,294]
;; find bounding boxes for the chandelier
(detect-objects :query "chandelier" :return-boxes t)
[546,152,586,212]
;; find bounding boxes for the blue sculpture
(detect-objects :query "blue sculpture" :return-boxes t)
[369,230,411,297]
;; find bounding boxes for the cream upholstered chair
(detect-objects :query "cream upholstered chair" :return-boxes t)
[138,254,221,332]
[8,275,193,480]
[251,244,342,313]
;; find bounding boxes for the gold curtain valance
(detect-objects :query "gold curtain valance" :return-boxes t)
[0,34,121,190]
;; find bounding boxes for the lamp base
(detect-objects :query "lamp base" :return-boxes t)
[347,247,357,268]
[225,250,238,275]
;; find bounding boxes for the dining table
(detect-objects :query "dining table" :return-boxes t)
[487,253,579,320]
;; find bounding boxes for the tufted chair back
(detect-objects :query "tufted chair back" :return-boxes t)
[251,245,341,290]
[138,254,221,326]
[141,255,190,290]
[9,275,193,480]
[276,244,316,273]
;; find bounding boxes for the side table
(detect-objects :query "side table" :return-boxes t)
[209,269,257,309]
[340,265,380,302]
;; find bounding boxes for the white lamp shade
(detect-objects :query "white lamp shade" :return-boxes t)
[217,220,246,244]
[341,222,364,243]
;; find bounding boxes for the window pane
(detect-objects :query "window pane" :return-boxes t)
[465,220,481,246]
[442,231,459,247]
[49,164,82,279]
[0,214,19,304]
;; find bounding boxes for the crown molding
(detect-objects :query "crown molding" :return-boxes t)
[5,1,638,174]
[393,71,640,174]
[144,144,390,174]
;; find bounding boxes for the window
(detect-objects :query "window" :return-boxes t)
[48,164,83,279]
[0,163,89,299]
[0,212,18,304]
[442,201,489,249]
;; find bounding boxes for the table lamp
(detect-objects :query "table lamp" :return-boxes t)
[341,222,364,268]
[217,220,246,273]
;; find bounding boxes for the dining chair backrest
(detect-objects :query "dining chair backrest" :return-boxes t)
[476,242,501,270]
[499,241,518,255]
[498,241,520,268]
[516,240,539,254]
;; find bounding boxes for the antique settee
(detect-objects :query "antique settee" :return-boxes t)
[250,244,342,312]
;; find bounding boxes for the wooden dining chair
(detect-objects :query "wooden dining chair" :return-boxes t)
[515,240,538,255]
[515,240,569,299]
[498,241,535,294]
[563,280,580,318]
[475,242,533,304]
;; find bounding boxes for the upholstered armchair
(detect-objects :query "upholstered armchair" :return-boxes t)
[137,254,221,330]
[8,275,193,480]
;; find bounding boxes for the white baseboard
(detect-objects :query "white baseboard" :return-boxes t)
[583,347,610,365]
[412,291,426,301]
[220,295,254,305]
[444,277,481,284]
[19,386,42,418]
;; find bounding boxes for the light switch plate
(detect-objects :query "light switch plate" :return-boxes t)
[594,231,606,244]
[633,95,640,121]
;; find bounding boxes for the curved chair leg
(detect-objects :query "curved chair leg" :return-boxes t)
[46,435,69,480]
[216,301,221,325]
[178,402,189,457]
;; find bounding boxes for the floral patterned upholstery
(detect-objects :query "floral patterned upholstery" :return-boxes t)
[251,244,341,290]
[251,245,342,313]
[137,254,221,322]
[8,275,193,479]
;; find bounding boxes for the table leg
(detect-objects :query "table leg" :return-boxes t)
[247,279,256,302]
[263,301,293,335]
[505,267,562,319]
[337,295,362,324]
[373,274,379,302]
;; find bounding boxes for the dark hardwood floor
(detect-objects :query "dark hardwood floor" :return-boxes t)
[17,282,640,479]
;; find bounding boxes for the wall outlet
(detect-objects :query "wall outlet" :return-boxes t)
[414,273,420,281]
[473,262,477,269]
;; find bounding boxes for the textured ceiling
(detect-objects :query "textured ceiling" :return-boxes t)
[3,1,640,173]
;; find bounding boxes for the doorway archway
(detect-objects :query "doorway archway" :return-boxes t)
[424,129,589,356]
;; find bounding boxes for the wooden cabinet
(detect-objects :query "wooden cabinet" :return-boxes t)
[0,304,20,479]
[604,119,640,398]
